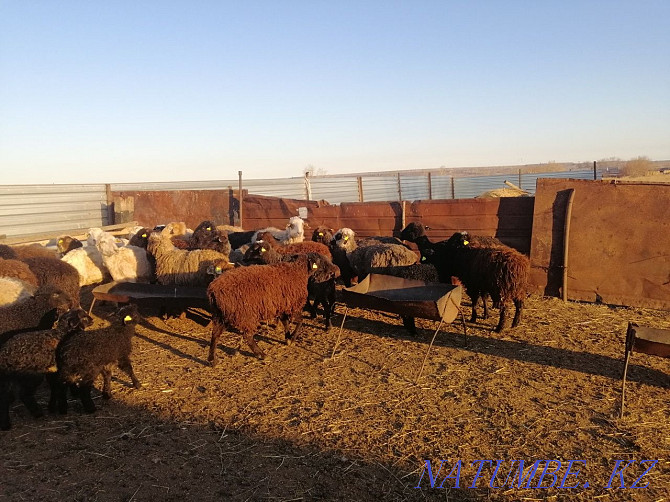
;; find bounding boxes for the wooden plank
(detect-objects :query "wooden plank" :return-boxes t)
[1,221,138,245]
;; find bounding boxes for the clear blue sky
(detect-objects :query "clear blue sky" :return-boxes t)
[1,1,668,184]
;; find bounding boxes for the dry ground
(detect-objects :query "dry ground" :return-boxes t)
[1,287,668,502]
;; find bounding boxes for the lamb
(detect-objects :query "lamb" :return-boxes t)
[0,285,73,336]
[243,242,340,330]
[22,257,82,308]
[147,223,230,286]
[311,226,334,246]
[0,277,37,307]
[0,308,92,430]
[61,246,109,286]
[96,231,152,283]
[56,236,83,257]
[53,304,142,414]
[207,253,323,365]
[188,220,232,256]
[347,243,418,284]
[254,231,331,259]
[251,216,306,245]
[426,232,529,332]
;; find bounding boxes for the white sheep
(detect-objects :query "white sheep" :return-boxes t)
[61,246,109,286]
[96,232,152,283]
[251,216,306,245]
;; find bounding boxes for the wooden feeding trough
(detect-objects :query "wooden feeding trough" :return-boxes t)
[89,281,209,315]
[620,322,670,418]
[332,273,466,382]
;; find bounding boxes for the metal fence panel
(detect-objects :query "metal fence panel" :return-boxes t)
[0,184,109,238]
[310,177,360,204]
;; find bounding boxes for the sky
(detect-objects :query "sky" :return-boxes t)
[1,1,668,184]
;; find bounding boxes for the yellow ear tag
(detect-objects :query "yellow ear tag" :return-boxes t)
[215,266,222,273]
[141,233,147,238]
[312,263,318,269]
[58,239,63,243]
[124,315,133,322]
[463,240,469,246]
[421,256,426,262]
[318,232,323,236]
[261,247,266,253]
[344,236,349,241]
[206,226,211,231]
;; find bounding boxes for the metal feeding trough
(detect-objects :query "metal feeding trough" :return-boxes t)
[89,281,209,315]
[332,273,466,382]
[620,322,670,418]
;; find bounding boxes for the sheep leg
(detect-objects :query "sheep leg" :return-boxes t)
[468,289,480,323]
[242,331,266,359]
[286,312,304,345]
[18,376,44,419]
[47,374,67,414]
[511,298,524,328]
[402,316,417,335]
[323,291,334,330]
[78,383,97,413]
[481,294,490,319]
[495,303,509,333]
[0,379,12,430]
[117,357,142,389]
[101,367,113,399]
[208,321,225,367]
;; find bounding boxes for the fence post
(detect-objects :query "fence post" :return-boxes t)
[304,172,312,200]
[427,172,432,200]
[593,161,597,180]
[238,171,244,229]
[518,169,522,189]
[397,173,402,201]
[357,176,364,202]
[105,184,114,225]
[450,176,455,199]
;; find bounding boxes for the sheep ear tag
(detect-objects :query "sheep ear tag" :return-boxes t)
[421,256,426,262]
[463,240,469,246]
[343,236,349,241]
[215,266,222,273]
[318,232,324,236]
[124,315,133,322]
[141,233,147,238]
[312,263,318,269]
[206,226,211,231]
[261,247,266,253]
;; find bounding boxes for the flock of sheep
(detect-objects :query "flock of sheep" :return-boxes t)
[0,215,529,429]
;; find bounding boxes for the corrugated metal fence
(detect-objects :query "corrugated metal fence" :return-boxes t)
[1,167,616,239]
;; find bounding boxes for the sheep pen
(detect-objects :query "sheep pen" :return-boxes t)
[0,283,667,501]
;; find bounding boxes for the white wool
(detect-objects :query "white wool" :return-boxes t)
[95,235,151,283]
[333,228,357,252]
[87,228,106,247]
[251,216,306,245]
[125,225,145,240]
[0,277,37,307]
[62,246,108,286]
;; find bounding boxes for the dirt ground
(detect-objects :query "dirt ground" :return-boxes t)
[1,286,668,502]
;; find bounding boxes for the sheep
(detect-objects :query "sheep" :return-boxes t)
[243,242,340,330]
[188,220,232,256]
[347,243,418,284]
[61,246,109,286]
[11,244,59,260]
[426,232,529,332]
[0,285,73,336]
[53,304,142,414]
[254,231,331,259]
[127,228,152,248]
[228,230,256,250]
[0,277,37,307]
[251,216,306,245]
[22,257,82,308]
[311,226,334,246]
[207,253,323,365]
[329,245,357,287]
[96,232,152,283]
[56,236,83,257]
[216,224,245,234]
[0,258,39,288]
[0,308,92,430]
[332,228,357,252]
[228,244,250,264]
[147,224,230,286]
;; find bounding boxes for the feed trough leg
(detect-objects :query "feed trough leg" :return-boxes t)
[87,298,97,316]
[330,306,348,358]
[415,318,445,383]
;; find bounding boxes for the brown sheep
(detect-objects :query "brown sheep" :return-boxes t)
[207,253,322,365]
[256,231,331,259]
[22,257,81,308]
[12,244,59,260]
[0,258,39,288]
[426,232,529,332]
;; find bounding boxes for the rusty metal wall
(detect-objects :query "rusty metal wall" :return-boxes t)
[529,178,670,309]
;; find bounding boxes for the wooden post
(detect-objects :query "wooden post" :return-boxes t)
[401,200,406,230]
[450,176,455,199]
[397,172,402,201]
[357,176,364,202]
[304,172,312,200]
[427,172,432,200]
[518,169,522,189]
[593,160,597,180]
[238,171,244,229]
[105,184,114,225]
